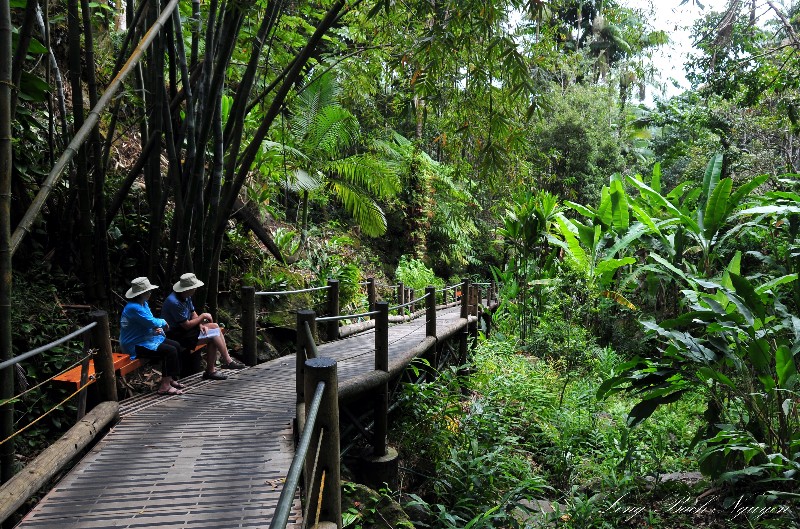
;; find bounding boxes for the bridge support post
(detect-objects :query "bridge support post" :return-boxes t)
[359,301,398,491]
[409,288,415,314]
[326,279,339,341]
[373,301,389,456]
[241,286,257,366]
[367,277,376,314]
[90,311,117,404]
[304,357,342,529]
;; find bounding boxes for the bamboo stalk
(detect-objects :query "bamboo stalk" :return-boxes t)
[10,0,181,256]
[0,0,13,485]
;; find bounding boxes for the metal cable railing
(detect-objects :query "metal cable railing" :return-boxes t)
[269,380,326,529]
[256,285,330,296]
[0,322,97,372]
[316,309,380,323]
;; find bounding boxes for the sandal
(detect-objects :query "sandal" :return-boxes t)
[220,359,245,369]
[157,387,184,396]
[170,381,186,390]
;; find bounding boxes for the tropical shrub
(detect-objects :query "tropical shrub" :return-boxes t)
[598,269,799,491]
[395,257,443,294]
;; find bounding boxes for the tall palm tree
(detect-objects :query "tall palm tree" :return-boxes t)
[276,71,399,238]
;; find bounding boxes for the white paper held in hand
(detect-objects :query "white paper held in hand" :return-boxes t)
[199,327,221,338]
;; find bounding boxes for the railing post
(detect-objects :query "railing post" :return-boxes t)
[367,277,376,314]
[304,357,342,529]
[90,311,117,403]
[375,302,389,372]
[326,279,339,340]
[373,302,389,457]
[241,286,257,367]
[460,278,470,319]
[425,286,436,338]
[296,310,317,405]
[361,300,397,489]
[409,288,415,314]
[396,282,404,317]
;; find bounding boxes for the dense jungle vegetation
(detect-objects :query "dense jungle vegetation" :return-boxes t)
[2,0,800,527]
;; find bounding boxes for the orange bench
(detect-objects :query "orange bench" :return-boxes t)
[54,341,212,390]
[53,352,144,389]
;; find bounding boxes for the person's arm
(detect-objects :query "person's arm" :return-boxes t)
[132,304,168,332]
[180,311,214,331]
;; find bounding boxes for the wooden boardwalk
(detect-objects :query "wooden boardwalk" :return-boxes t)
[16,305,469,529]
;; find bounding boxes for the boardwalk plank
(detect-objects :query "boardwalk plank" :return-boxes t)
[16,305,469,528]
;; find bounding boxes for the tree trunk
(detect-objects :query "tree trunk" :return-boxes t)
[0,0,14,485]
[81,0,111,307]
[67,0,96,298]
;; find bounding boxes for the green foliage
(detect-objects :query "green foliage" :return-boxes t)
[528,84,626,205]
[599,272,800,489]
[394,257,443,293]
[7,264,87,460]
[271,71,400,237]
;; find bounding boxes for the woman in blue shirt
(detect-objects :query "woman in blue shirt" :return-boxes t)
[120,277,184,396]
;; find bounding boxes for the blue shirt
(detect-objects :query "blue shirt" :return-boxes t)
[120,301,167,357]
[161,292,195,329]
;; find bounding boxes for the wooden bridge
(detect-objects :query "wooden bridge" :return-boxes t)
[12,296,478,529]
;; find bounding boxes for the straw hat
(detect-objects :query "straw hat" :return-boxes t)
[173,273,205,293]
[125,277,159,299]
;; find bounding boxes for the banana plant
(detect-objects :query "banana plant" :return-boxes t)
[550,175,637,310]
[626,154,769,279]
[599,263,799,483]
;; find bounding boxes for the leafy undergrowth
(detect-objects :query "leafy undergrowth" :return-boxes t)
[379,337,799,529]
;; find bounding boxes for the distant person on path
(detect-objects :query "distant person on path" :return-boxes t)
[161,273,245,381]
[120,277,184,396]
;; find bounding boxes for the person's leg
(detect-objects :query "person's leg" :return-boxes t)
[159,339,182,385]
[204,341,218,374]
[197,323,242,367]
[135,342,181,394]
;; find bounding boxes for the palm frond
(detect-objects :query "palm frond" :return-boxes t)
[280,168,323,192]
[330,180,387,237]
[262,140,308,161]
[307,106,360,156]
[326,155,400,198]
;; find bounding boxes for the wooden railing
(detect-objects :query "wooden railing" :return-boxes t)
[0,311,119,522]
[270,278,493,528]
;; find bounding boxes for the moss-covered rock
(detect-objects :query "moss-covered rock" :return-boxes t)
[341,482,414,529]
